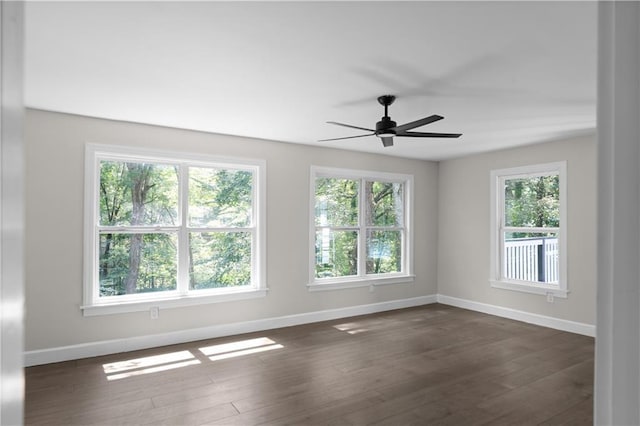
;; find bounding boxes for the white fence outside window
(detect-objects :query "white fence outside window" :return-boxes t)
[504,237,559,284]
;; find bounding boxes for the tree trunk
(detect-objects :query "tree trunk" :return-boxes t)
[535,176,546,228]
[124,234,143,294]
[124,163,152,294]
[99,233,112,280]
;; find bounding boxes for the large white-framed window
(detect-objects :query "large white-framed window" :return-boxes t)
[490,161,567,297]
[83,144,266,316]
[309,166,414,291]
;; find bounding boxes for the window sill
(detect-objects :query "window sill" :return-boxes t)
[307,274,415,292]
[490,279,568,298]
[81,287,269,316]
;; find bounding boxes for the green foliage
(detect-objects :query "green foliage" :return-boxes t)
[98,160,254,297]
[99,233,177,296]
[189,168,253,227]
[314,178,403,278]
[366,230,401,274]
[190,232,251,289]
[505,175,559,238]
[315,178,358,226]
[188,168,254,289]
[366,181,403,226]
[315,230,358,278]
[99,161,178,226]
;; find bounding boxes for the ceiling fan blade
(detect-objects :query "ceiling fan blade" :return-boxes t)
[393,115,443,133]
[327,121,375,132]
[397,131,462,138]
[381,137,394,147]
[318,133,375,142]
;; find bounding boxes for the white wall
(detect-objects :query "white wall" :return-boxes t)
[24,109,439,353]
[437,135,597,326]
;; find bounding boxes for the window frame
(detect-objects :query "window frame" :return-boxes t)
[489,161,568,297]
[308,166,414,291]
[82,144,267,316]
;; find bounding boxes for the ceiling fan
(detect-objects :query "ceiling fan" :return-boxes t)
[320,95,462,147]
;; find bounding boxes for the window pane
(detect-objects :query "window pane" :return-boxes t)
[315,230,358,278]
[189,167,253,228]
[366,230,402,274]
[315,178,358,227]
[99,161,178,226]
[503,232,559,284]
[365,181,404,226]
[99,233,177,297]
[189,232,252,289]
[504,175,559,227]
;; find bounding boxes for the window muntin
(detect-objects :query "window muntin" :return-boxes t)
[490,162,567,296]
[311,167,413,288]
[85,145,265,313]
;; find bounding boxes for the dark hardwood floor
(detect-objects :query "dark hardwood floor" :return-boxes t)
[25,304,594,425]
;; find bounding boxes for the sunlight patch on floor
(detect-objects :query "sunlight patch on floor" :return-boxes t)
[103,350,201,381]
[334,322,369,335]
[101,337,285,380]
[199,337,284,361]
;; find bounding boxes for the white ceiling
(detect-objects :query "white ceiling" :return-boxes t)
[24,1,597,161]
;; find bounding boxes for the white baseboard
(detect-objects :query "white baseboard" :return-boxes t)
[437,294,595,337]
[24,295,438,366]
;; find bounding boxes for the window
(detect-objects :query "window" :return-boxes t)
[490,161,567,297]
[309,166,413,290]
[83,144,266,315]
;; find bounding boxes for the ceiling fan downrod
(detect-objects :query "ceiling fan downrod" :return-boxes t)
[377,95,396,118]
[376,95,397,137]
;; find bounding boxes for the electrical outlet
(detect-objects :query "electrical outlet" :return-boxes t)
[369,284,375,293]
[546,293,554,303]
[150,306,159,319]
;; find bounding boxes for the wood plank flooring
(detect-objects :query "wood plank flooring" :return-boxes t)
[25,304,594,425]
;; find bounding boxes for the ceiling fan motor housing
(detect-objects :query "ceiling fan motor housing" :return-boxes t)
[376,117,397,135]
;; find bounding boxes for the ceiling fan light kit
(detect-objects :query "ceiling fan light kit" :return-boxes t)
[320,94,462,147]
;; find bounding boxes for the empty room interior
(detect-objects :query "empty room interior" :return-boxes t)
[3,1,640,425]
